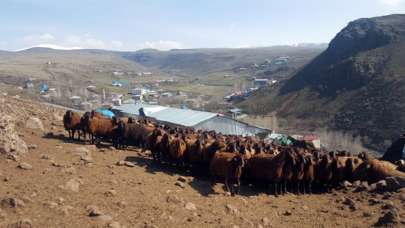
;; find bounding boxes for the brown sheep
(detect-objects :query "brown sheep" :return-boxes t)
[316,152,335,191]
[63,110,82,140]
[210,152,245,195]
[292,153,306,194]
[169,135,187,167]
[246,150,292,196]
[302,154,316,194]
[365,159,405,183]
[84,114,117,144]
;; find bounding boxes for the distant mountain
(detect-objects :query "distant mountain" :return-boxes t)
[121,46,325,76]
[240,14,405,151]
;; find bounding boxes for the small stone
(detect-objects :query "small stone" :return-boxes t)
[185,202,196,210]
[40,154,51,160]
[342,197,357,210]
[62,178,81,192]
[342,181,352,188]
[117,201,127,208]
[178,176,187,182]
[80,155,93,163]
[284,210,292,216]
[124,161,135,167]
[17,162,32,170]
[28,144,38,150]
[62,167,76,175]
[376,180,387,191]
[381,201,396,210]
[302,205,309,211]
[14,218,33,228]
[175,181,185,188]
[369,198,382,205]
[1,198,25,208]
[87,205,103,217]
[108,222,122,228]
[375,209,400,226]
[166,195,183,204]
[262,217,270,226]
[105,190,117,197]
[225,204,239,215]
[353,180,361,187]
[363,212,372,217]
[354,182,369,192]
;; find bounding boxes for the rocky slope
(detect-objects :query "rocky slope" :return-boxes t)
[240,14,405,151]
[1,94,405,227]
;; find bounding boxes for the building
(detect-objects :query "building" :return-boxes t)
[112,103,271,137]
[253,78,269,88]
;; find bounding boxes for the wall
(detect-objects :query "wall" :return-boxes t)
[194,116,270,137]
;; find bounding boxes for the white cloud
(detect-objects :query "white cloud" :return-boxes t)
[111,40,123,48]
[18,33,125,50]
[143,40,182,50]
[22,33,55,43]
[379,0,403,6]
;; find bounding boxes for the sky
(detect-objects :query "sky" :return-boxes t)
[1,0,405,51]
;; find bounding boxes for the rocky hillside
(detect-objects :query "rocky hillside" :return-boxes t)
[1,95,405,227]
[240,14,405,151]
[122,46,324,77]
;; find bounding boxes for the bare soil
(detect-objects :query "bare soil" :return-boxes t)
[1,97,405,228]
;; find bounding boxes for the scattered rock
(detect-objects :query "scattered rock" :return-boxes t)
[8,154,20,162]
[376,180,387,191]
[61,167,76,175]
[342,181,352,189]
[342,197,357,210]
[17,162,32,170]
[61,178,81,192]
[166,195,183,205]
[385,176,405,191]
[354,181,370,192]
[116,161,126,166]
[1,198,25,208]
[14,218,33,228]
[105,190,117,197]
[80,154,93,163]
[0,114,28,156]
[178,176,187,182]
[185,202,196,210]
[302,205,309,211]
[28,144,37,150]
[87,205,103,217]
[124,161,135,167]
[108,221,122,228]
[369,198,383,205]
[117,201,128,208]
[352,180,361,187]
[175,181,185,189]
[284,210,292,216]
[261,217,270,226]
[26,117,44,131]
[225,204,239,215]
[363,212,372,217]
[375,209,400,226]
[40,154,51,160]
[381,201,396,210]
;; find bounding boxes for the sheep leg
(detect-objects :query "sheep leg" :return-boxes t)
[273,183,278,196]
[235,178,241,195]
[224,177,232,195]
[308,182,312,194]
[302,182,306,195]
[296,182,301,195]
[283,180,288,194]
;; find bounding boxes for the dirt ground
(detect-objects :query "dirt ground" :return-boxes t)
[1,97,405,228]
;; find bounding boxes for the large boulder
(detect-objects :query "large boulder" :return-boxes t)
[25,117,44,132]
[0,115,28,156]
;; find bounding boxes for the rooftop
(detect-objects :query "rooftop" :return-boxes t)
[113,103,218,127]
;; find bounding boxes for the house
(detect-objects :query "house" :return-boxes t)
[70,96,81,106]
[253,78,269,88]
[112,103,271,137]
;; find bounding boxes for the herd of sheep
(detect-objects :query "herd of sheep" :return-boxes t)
[63,110,405,196]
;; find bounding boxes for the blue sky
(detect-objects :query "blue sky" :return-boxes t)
[1,0,405,51]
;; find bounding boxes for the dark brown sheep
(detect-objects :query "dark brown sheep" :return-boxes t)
[210,152,245,195]
[63,110,82,140]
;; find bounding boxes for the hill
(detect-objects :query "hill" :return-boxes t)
[121,46,325,77]
[1,95,404,227]
[240,14,405,151]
